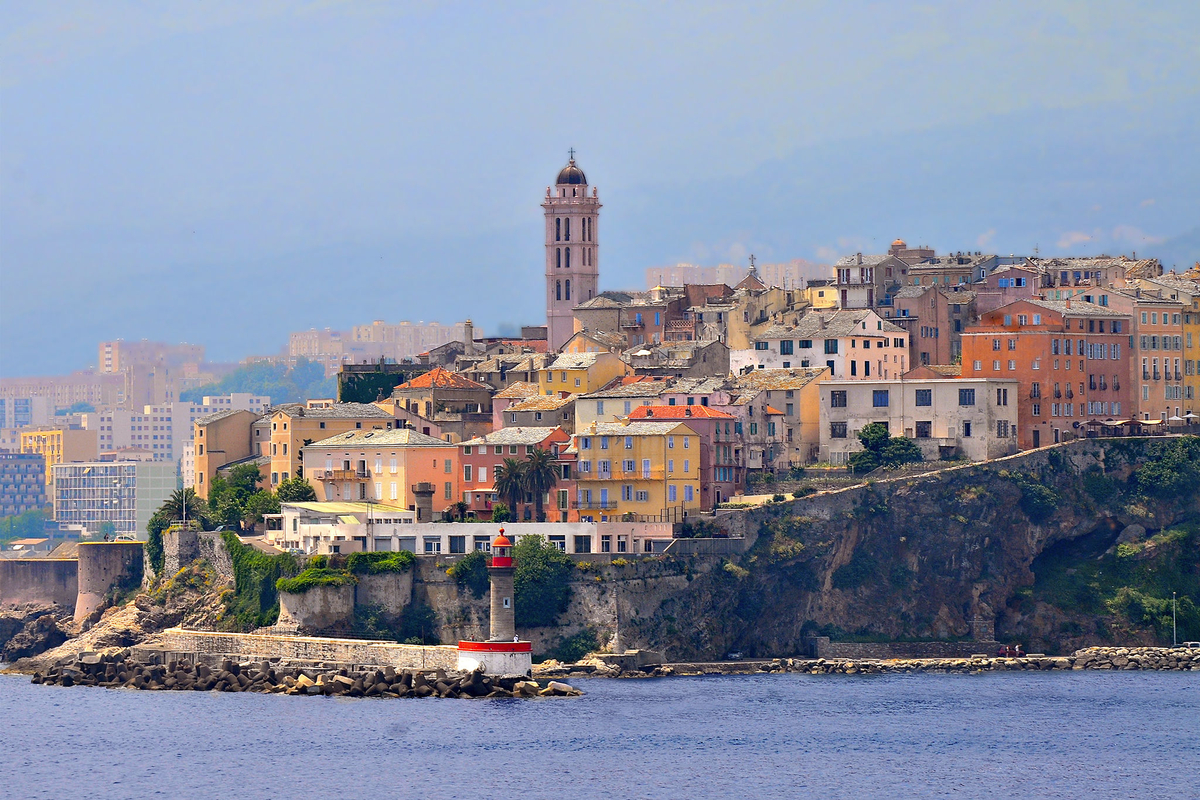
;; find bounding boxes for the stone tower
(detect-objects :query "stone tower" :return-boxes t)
[543,152,601,351]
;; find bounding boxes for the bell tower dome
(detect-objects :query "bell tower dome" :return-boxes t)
[543,150,601,351]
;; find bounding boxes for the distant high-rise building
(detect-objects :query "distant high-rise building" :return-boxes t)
[544,153,600,351]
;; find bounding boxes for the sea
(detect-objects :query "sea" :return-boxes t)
[1,670,1197,800]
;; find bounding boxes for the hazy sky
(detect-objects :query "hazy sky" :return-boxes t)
[2,1,1198,375]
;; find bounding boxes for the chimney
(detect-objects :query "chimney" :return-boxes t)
[1065,298,1071,309]
[684,407,692,417]
[856,252,863,265]
[646,408,654,417]
[818,315,826,330]
[462,319,475,356]
[411,482,435,522]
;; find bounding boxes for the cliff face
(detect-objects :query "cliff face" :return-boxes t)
[622,437,1200,659]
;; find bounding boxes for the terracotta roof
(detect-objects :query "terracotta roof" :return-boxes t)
[765,406,785,416]
[494,381,542,399]
[395,366,488,391]
[272,402,394,420]
[464,427,564,447]
[627,405,734,420]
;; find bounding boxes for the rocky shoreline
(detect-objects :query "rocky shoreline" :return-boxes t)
[538,646,1200,679]
[25,649,581,699]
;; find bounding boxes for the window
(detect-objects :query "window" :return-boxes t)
[915,421,931,438]
[668,485,677,503]
[963,421,972,438]
[915,389,932,407]
[830,390,847,408]
[830,422,848,439]
[684,485,694,502]
[973,360,982,371]
[624,436,633,449]
[779,340,794,355]
[824,339,838,354]
[444,459,452,473]
[872,390,889,407]
[754,341,769,351]
[444,482,452,500]
[959,388,976,406]
[463,464,472,482]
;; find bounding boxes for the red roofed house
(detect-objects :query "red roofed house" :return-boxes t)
[390,367,495,443]
[627,404,739,508]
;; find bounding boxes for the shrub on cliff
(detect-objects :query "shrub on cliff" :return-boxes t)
[347,550,415,575]
[221,531,299,630]
[513,535,574,627]
[831,550,878,590]
[849,423,923,473]
[1133,436,1200,500]
[1001,470,1059,522]
[447,550,490,598]
[551,628,597,663]
[275,567,357,594]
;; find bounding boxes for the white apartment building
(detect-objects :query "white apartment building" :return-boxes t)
[84,393,269,465]
[52,460,177,540]
[264,503,675,557]
[819,377,1019,464]
[732,309,908,378]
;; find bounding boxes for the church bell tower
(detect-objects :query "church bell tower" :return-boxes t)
[543,150,600,351]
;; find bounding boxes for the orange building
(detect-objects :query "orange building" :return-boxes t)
[962,299,1132,449]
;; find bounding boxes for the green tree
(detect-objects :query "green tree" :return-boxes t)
[490,501,512,523]
[513,535,574,627]
[493,458,527,518]
[0,508,50,544]
[227,463,264,495]
[848,422,923,473]
[160,488,207,525]
[276,476,317,502]
[243,490,281,530]
[524,447,559,522]
[447,550,490,598]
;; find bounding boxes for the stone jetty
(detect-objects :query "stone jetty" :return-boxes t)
[29,648,581,699]
[539,646,1199,679]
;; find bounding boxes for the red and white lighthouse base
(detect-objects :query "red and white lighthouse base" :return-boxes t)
[457,640,533,676]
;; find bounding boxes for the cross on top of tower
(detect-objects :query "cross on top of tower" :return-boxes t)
[748,254,757,274]
[568,147,576,161]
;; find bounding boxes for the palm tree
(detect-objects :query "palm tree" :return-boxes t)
[524,447,559,522]
[161,488,205,527]
[493,458,526,520]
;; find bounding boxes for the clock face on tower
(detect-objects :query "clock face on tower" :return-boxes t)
[543,153,601,351]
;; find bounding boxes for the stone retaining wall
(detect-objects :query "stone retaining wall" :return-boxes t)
[806,636,1001,659]
[0,559,78,608]
[152,627,459,670]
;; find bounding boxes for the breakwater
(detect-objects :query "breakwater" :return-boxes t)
[644,646,1199,677]
[28,648,580,699]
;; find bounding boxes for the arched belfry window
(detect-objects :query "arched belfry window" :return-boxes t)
[565,248,571,270]
[556,280,562,300]
[556,248,561,269]
[565,279,571,300]
[564,219,570,241]
[556,218,561,242]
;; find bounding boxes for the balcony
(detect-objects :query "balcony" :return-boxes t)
[1153,370,1161,381]
[314,469,369,481]
[620,319,644,329]
[572,500,620,510]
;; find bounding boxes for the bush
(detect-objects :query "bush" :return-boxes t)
[396,602,441,645]
[831,550,878,590]
[1002,470,1059,523]
[1082,467,1117,503]
[513,535,574,627]
[552,628,598,663]
[347,550,415,575]
[275,568,356,594]
[447,550,490,598]
[793,487,815,499]
[771,493,786,503]
[1133,436,1200,499]
[146,526,165,577]
[220,531,299,630]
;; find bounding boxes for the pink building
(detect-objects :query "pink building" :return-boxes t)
[459,427,572,521]
[974,264,1042,315]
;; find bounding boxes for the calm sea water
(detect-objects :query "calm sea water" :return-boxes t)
[1,670,1197,800]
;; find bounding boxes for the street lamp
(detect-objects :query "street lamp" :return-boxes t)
[1173,592,1177,647]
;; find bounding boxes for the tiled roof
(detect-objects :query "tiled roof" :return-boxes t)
[668,377,729,395]
[273,402,394,419]
[494,381,542,399]
[1022,299,1130,317]
[580,421,693,436]
[506,394,575,412]
[732,368,826,391]
[396,366,488,391]
[627,405,734,420]
[893,285,933,299]
[547,352,604,370]
[566,329,627,350]
[194,408,251,426]
[833,254,890,267]
[464,427,563,447]
[758,310,906,340]
[306,428,449,448]
[580,379,674,399]
[929,364,963,377]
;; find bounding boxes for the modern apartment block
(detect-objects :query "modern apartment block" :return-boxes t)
[818,377,1019,464]
[51,460,177,540]
[962,299,1132,449]
[0,452,47,516]
[20,426,100,487]
[0,396,53,429]
[84,393,269,464]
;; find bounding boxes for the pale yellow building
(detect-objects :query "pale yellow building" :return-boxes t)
[1134,276,1200,412]
[267,401,396,488]
[538,351,629,397]
[572,420,701,522]
[194,409,260,498]
[20,426,100,486]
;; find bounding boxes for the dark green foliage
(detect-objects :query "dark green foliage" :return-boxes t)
[513,535,574,627]
[551,628,597,663]
[350,604,403,640]
[677,519,721,538]
[771,493,786,502]
[792,487,815,499]
[0,508,50,546]
[56,401,95,415]
[524,447,558,522]
[1081,467,1118,503]
[157,488,208,528]
[888,562,913,589]
[493,458,526,515]
[275,568,356,593]
[221,531,299,630]
[447,550,490,598]
[181,357,334,405]
[276,477,317,503]
[346,550,415,575]
[396,602,441,644]
[1003,471,1059,522]
[490,502,512,523]
[145,526,165,576]
[1133,436,1200,499]
[338,364,416,404]
[849,422,923,472]
[831,550,878,590]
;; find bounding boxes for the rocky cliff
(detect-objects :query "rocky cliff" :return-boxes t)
[619,437,1200,659]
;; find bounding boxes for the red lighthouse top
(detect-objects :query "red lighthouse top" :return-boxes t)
[491,529,513,568]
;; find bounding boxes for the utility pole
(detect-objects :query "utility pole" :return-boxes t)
[1173,591,1177,647]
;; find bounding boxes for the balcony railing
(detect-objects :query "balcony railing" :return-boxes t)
[313,469,370,481]
[572,500,620,510]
